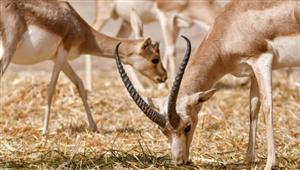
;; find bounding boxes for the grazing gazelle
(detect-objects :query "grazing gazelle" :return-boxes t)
[85,0,222,91]
[0,0,166,135]
[116,1,300,169]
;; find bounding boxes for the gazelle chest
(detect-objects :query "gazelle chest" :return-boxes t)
[11,25,62,65]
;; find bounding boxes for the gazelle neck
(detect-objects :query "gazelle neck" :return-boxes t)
[180,40,227,96]
[81,28,143,59]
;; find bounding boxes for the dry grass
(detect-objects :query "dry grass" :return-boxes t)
[0,70,299,169]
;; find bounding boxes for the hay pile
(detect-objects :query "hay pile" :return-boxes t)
[0,70,299,169]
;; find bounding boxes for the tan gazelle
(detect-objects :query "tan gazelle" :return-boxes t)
[116,1,300,169]
[85,0,222,91]
[0,0,166,135]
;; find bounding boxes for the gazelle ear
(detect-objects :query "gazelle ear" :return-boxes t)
[141,37,152,50]
[188,88,217,106]
[153,42,160,53]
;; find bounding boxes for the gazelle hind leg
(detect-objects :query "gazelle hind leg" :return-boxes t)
[117,20,147,92]
[116,20,132,38]
[85,55,93,91]
[286,68,300,89]
[130,8,144,39]
[62,62,97,131]
[42,49,67,135]
[157,11,180,87]
[247,53,275,170]
[246,76,261,163]
[0,5,26,77]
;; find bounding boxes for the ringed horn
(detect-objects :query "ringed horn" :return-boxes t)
[115,36,192,128]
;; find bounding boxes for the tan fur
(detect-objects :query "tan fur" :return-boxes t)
[0,0,167,134]
[146,0,300,169]
[86,0,222,90]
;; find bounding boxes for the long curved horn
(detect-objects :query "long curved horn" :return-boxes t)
[115,43,166,127]
[167,36,192,128]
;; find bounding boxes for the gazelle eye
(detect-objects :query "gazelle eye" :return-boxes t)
[184,125,191,135]
[151,59,159,64]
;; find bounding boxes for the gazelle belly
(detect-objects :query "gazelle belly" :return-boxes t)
[11,25,62,65]
[270,35,300,69]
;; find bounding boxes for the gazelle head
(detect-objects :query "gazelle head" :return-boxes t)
[122,38,167,83]
[116,36,216,165]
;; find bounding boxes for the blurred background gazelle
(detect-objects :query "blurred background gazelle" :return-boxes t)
[3,0,299,91]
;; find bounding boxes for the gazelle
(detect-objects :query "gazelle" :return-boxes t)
[116,1,300,169]
[86,0,222,91]
[0,0,166,135]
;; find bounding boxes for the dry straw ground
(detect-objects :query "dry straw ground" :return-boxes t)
[0,69,299,169]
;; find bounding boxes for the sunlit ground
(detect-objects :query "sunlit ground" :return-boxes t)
[0,69,299,169]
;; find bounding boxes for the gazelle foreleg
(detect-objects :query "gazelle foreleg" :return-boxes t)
[42,49,67,135]
[248,53,275,170]
[85,18,109,91]
[62,62,97,131]
[246,76,261,163]
[85,2,114,91]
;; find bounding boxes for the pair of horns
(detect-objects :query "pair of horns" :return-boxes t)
[115,36,191,128]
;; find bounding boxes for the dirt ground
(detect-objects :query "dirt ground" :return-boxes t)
[0,1,299,169]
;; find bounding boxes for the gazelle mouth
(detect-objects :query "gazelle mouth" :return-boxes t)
[155,76,167,83]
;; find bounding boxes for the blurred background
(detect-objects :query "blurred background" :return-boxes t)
[4,0,228,81]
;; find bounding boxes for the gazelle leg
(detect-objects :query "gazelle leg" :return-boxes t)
[85,5,112,91]
[286,68,300,89]
[42,50,66,135]
[93,1,115,31]
[85,55,93,91]
[116,20,132,38]
[0,6,26,77]
[248,53,275,169]
[116,20,146,92]
[157,12,180,87]
[246,76,261,163]
[85,17,109,91]
[62,62,97,131]
[130,8,144,39]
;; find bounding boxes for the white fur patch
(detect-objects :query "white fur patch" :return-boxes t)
[0,40,3,61]
[194,20,210,31]
[270,35,300,69]
[12,25,62,65]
